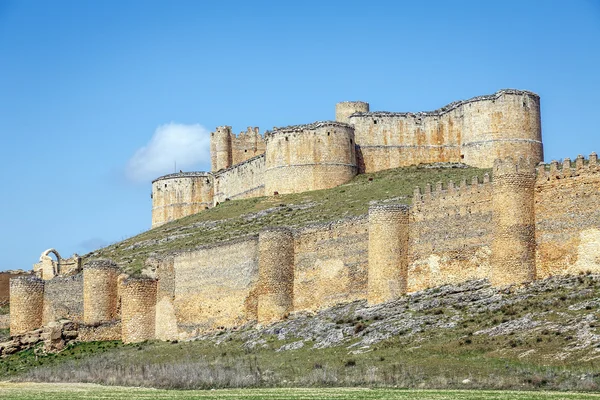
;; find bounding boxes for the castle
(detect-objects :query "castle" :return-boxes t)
[6,89,600,346]
[151,89,542,228]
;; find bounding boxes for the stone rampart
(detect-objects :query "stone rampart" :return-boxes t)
[172,237,260,337]
[10,276,44,335]
[293,217,369,312]
[121,277,157,343]
[83,260,119,325]
[151,172,214,228]
[264,121,357,195]
[535,153,600,278]
[409,174,493,291]
[350,89,542,172]
[42,274,83,325]
[214,154,265,204]
[211,126,266,172]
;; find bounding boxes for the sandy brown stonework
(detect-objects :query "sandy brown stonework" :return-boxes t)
[257,228,294,324]
[83,260,119,325]
[121,278,157,343]
[152,89,541,227]
[10,276,44,336]
[368,205,409,305]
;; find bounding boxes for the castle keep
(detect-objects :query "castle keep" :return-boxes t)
[8,90,600,346]
[151,89,542,228]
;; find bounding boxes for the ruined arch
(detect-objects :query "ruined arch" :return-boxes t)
[40,248,62,262]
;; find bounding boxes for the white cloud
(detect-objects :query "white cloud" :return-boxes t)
[126,122,211,183]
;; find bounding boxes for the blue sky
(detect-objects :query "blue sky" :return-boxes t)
[0,0,599,271]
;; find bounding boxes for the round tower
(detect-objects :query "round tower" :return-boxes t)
[151,172,214,228]
[367,204,410,305]
[83,260,119,325]
[460,89,543,168]
[264,122,357,195]
[10,276,44,335]
[491,157,536,286]
[336,101,370,124]
[257,227,294,323]
[121,277,157,343]
[212,126,232,172]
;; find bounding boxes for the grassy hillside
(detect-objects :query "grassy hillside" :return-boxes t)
[86,164,490,274]
[2,274,599,392]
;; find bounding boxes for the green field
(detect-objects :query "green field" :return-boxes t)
[0,383,599,400]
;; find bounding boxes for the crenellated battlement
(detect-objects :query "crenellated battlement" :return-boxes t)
[412,173,491,205]
[536,152,599,183]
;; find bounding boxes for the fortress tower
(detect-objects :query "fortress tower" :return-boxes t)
[264,122,357,195]
[257,227,294,323]
[10,276,44,335]
[367,204,410,305]
[121,277,157,343]
[151,172,214,228]
[83,260,119,325]
[336,101,370,124]
[491,157,537,286]
[211,126,233,172]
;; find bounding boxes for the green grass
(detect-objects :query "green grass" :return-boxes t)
[1,383,599,400]
[87,164,490,274]
[2,275,599,391]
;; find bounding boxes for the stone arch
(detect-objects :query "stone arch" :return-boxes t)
[41,248,62,262]
[40,249,62,277]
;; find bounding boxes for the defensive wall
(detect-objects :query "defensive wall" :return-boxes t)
[14,153,598,342]
[151,89,542,227]
[0,271,29,305]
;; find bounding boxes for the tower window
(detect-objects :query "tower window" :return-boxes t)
[374,120,378,125]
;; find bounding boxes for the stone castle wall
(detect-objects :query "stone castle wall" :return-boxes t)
[210,126,266,172]
[535,154,600,278]
[42,274,83,325]
[264,122,357,195]
[213,155,265,204]
[349,89,542,172]
[294,217,369,312]
[409,174,493,291]
[12,156,599,342]
[170,237,260,336]
[151,89,543,228]
[151,173,214,228]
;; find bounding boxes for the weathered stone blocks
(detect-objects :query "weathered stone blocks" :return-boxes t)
[491,157,537,286]
[121,277,157,343]
[83,260,119,325]
[368,204,410,305]
[10,276,44,335]
[258,228,294,323]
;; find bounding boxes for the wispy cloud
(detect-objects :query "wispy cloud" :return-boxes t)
[126,123,211,183]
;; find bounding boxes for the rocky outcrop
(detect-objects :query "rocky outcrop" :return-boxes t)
[0,319,78,357]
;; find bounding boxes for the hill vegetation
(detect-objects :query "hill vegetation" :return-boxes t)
[86,164,490,274]
[2,274,599,392]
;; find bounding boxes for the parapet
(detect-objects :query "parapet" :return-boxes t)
[412,174,491,204]
[264,120,353,138]
[350,89,539,119]
[536,152,599,183]
[152,171,212,184]
[493,156,536,177]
